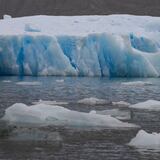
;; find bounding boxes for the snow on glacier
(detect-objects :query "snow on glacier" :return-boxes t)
[2,103,137,128]
[0,15,160,77]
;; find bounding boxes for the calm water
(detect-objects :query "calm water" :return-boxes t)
[0,76,160,160]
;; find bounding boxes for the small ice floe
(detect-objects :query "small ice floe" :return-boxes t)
[121,81,152,86]
[16,81,41,86]
[25,23,41,32]
[89,109,131,120]
[112,101,130,107]
[130,100,160,111]
[129,130,160,148]
[2,80,12,83]
[56,79,64,83]
[3,14,12,20]
[32,99,68,105]
[2,103,137,128]
[78,97,109,105]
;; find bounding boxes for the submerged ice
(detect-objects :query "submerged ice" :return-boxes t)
[2,103,137,128]
[0,15,160,77]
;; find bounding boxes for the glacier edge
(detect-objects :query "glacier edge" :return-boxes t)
[0,33,160,77]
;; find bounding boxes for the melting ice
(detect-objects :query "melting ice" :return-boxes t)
[2,103,137,128]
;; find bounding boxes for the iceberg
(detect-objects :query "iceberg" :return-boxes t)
[2,103,137,128]
[112,101,130,107]
[130,100,160,111]
[2,80,12,83]
[3,15,12,20]
[16,81,41,86]
[129,130,160,148]
[0,15,160,77]
[121,81,152,86]
[89,109,131,120]
[78,97,109,105]
[32,99,68,105]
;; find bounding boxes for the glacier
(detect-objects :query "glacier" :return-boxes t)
[0,15,160,77]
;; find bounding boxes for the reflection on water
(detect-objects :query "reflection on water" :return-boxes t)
[0,76,160,159]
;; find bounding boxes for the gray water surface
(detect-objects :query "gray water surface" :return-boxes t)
[0,77,160,160]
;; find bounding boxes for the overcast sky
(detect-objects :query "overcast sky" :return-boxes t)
[0,0,159,18]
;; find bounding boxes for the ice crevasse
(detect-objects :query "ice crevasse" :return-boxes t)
[1,15,160,77]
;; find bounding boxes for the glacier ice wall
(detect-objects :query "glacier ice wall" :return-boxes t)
[0,33,160,77]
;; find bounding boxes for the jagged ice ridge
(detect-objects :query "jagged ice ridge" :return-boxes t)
[0,15,160,77]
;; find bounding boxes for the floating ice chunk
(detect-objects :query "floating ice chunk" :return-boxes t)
[129,130,160,148]
[78,97,109,105]
[2,80,12,83]
[25,23,41,32]
[121,81,152,86]
[32,99,68,105]
[112,101,130,107]
[2,103,137,128]
[90,109,131,120]
[89,110,97,114]
[16,81,41,86]
[56,79,64,83]
[130,100,160,111]
[3,15,12,20]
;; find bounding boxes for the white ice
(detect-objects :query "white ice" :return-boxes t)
[0,15,160,77]
[3,15,12,20]
[2,80,12,83]
[129,130,160,148]
[2,103,137,128]
[130,100,160,111]
[25,23,41,32]
[32,99,68,105]
[89,109,131,120]
[78,97,109,105]
[16,81,41,86]
[112,101,131,107]
[121,81,152,86]
[56,79,64,83]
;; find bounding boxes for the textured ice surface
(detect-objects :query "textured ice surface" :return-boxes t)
[32,99,68,105]
[129,130,160,148]
[112,101,131,107]
[0,15,160,77]
[78,97,109,105]
[3,15,12,20]
[2,103,137,128]
[16,81,41,86]
[121,81,152,86]
[2,80,12,83]
[89,109,131,120]
[56,79,64,83]
[130,100,160,111]
[25,23,41,32]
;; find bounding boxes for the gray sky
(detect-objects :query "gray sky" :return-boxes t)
[0,0,159,18]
